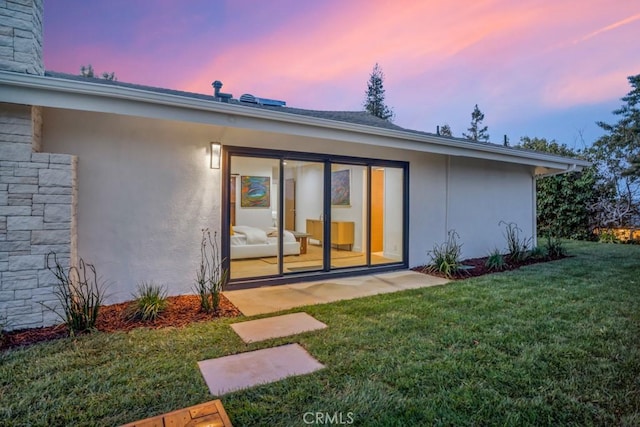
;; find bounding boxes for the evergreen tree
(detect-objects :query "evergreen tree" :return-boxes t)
[589,74,640,226]
[623,156,640,177]
[80,64,94,78]
[363,63,394,121]
[439,124,453,137]
[593,74,640,181]
[463,104,489,142]
[80,64,117,81]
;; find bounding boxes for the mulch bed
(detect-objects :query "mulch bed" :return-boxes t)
[1,294,241,351]
[413,254,567,279]
[2,255,567,351]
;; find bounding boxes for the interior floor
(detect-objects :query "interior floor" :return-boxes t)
[230,243,399,280]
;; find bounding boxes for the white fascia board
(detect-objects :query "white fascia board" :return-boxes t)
[0,71,589,173]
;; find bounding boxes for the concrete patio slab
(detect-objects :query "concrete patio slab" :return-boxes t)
[224,270,448,316]
[198,343,324,396]
[230,312,327,343]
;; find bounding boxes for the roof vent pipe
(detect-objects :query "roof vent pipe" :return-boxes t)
[212,80,233,102]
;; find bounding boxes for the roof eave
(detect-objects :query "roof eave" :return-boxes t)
[0,71,590,173]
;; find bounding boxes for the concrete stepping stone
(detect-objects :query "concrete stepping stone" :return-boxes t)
[198,343,324,396]
[224,270,449,316]
[230,312,327,343]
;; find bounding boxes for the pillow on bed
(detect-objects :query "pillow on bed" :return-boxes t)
[233,226,268,245]
[266,228,295,239]
[267,229,295,241]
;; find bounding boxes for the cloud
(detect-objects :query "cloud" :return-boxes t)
[573,13,640,45]
[542,69,639,108]
[42,0,640,145]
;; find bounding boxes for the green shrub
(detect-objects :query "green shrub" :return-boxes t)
[529,246,546,259]
[127,282,168,321]
[44,252,107,335]
[194,229,228,313]
[545,234,566,258]
[598,229,620,244]
[425,230,469,278]
[500,221,532,263]
[485,249,506,271]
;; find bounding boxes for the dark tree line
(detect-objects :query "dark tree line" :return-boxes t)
[519,74,640,239]
[80,64,116,81]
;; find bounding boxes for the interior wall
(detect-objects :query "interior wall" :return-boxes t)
[383,167,404,259]
[231,157,278,229]
[295,163,323,232]
[331,165,365,252]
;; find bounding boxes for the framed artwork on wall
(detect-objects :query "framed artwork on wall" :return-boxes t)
[240,176,270,208]
[331,169,351,206]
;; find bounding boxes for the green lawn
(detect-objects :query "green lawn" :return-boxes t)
[1,241,639,426]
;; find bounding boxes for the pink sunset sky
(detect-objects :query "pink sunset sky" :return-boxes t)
[43,0,639,147]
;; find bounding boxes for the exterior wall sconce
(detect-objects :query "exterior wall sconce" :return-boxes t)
[210,142,221,169]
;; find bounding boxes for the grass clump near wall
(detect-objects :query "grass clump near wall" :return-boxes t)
[43,252,107,335]
[424,230,469,278]
[126,282,168,322]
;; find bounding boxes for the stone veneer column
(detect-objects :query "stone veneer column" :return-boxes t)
[0,1,76,330]
[0,103,77,330]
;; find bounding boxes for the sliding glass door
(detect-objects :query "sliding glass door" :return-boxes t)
[229,156,281,280]
[370,165,404,265]
[225,148,407,283]
[330,163,368,269]
[282,160,325,274]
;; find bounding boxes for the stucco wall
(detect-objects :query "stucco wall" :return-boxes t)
[43,107,536,302]
[448,156,535,258]
[43,109,220,302]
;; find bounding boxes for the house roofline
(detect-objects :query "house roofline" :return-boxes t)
[0,70,590,174]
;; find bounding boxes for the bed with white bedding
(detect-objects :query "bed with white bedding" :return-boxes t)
[230,225,300,260]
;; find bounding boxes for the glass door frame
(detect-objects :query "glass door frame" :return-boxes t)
[222,146,409,289]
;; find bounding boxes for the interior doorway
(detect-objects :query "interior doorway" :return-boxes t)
[285,178,295,231]
[371,168,384,253]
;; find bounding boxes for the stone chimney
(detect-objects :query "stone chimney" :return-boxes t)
[0,0,44,75]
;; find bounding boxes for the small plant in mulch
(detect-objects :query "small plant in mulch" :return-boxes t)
[500,221,533,263]
[125,281,168,322]
[485,249,506,272]
[43,252,108,336]
[194,229,229,314]
[424,230,471,279]
[528,246,546,260]
[544,233,566,258]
